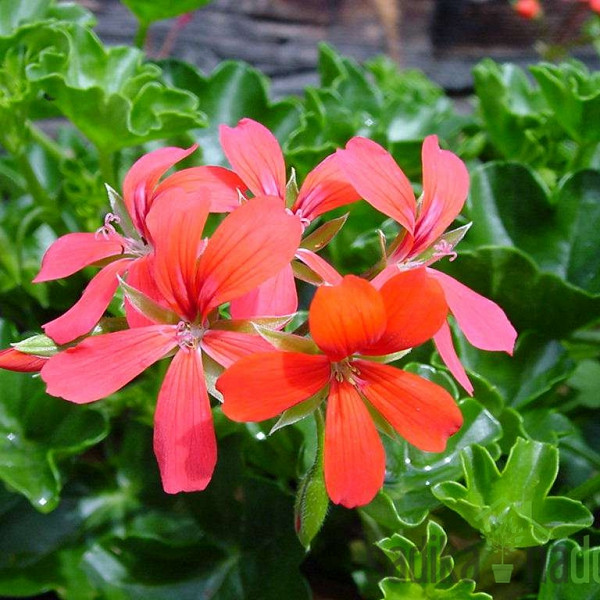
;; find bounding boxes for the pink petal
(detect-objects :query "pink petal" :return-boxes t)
[34,233,125,283]
[154,348,217,493]
[219,118,286,198]
[336,137,415,233]
[122,145,198,233]
[433,321,474,396]
[293,154,360,222]
[324,379,385,508]
[357,360,463,452]
[229,264,297,320]
[197,196,302,316]
[156,166,245,213]
[218,351,331,422]
[124,255,168,328]
[41,325,178,403]
[295,248,343,286]
[201,329,274,368]
[428,269,517,354]
[0,348,47,372]
[43,258,132,345]
[411,136,470,255]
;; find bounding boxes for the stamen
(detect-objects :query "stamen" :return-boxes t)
[287,208,310,231]
[176,320,203,350]
[433,240,458,262]
[94,212,121,240]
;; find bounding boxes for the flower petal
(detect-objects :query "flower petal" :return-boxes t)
[293,154,360,222]
[428,269,517,354]
[154,348,217,493]
[324,379,385,508]
[294,248,343,286]
[43,258,132,345]
[362,268,448,356]
[34,233,125,283]
[155,166,245,212]
[219,118,286,198]
[145,189,211,319]
[229,264,297,320]
[201,329,274,368]
[336,137,415,233]
[197,196,302,315]
[357,360,463,452]
[434,321,474,395]
[309,275,386,361]
[124,255,168,328]
[0,348,47,372]
[411,136,470,255]
[41,325,178,403]
[218,352,331,421]
[122,145,197,233]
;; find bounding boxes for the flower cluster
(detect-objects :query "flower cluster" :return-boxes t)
[513,0,600,19]
[0,118,516,508]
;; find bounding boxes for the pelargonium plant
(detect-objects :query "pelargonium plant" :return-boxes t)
[0,118,516,514]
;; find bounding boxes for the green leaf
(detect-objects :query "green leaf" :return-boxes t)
[121,0,212,26]
[531,61,600,144]
[466,164,600,294]
[538,538,600,599]
[377,521,492,599]
[27,24,205,152]
[0,368,109,512]
[362,396,502,528]
[567,359,600,408]
[159,59,301,166]
[432,438,593,548]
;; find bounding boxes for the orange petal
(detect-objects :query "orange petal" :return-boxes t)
[201,329,274,368]
[34,232,125,283]
[154,348,217,493]
[156,166,245,212]
[122,145,197,233]
[295,249,343,286]
[336,137,415,233]
[197,196,302,316]
[145,189,211,319]
[411,136,469,255]
[293,154,360,221]
[219,118,286,198]
[0,348,47,372]
[357,360,463,452]
[41,325,178,403]
[218,351,331,421]
[308,275,386,361]
[324,380,385,508]
[362,268,448,356]
[43,258,132,345]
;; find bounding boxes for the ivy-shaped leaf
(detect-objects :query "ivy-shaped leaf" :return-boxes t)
[377,521,492,599]
[432,438,593,548]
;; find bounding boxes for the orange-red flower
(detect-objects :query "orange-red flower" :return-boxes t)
[514,0,542,18]
[217,271,463,508]
[337,136,517,394]
[41,193,303,494]
[0,348,47,372]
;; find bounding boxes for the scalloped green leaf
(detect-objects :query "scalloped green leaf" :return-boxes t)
[26,24,205,152]
[432,439,593,548]
[377,521,492,599]
[362,395,502,528]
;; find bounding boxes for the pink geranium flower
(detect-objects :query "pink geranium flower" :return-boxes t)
[35,145,242,345]
[188,118,360,319]
[41,193,303,493]
[217,271,462,508]
[337,136,517,394]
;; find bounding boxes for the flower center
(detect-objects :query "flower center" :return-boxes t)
[432,240,457,262]
[331,359,363,386]
[176,321,204,350]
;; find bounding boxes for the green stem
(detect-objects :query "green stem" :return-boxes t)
[14,149,52,209]
[27,123,68,163]
[134,20,150,49]
[314,406,325,462]
[566,472,600,501]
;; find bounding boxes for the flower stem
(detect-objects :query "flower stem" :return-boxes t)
[134,20,149,49]
[98,150,117,188]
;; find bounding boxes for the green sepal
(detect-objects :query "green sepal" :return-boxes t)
[118,276,179,325]
[253,324,321,355]
[270,387,327,435]
[285,168,299,209]
[12,333,58,357]
[300,213,349,252]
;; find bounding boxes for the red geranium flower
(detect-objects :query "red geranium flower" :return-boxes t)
[217,271,463,508]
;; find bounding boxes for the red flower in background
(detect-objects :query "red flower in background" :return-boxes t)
[336,136,517,395]
[41,193,302,494]
[514,0,542,18]
[217,271,463,508]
